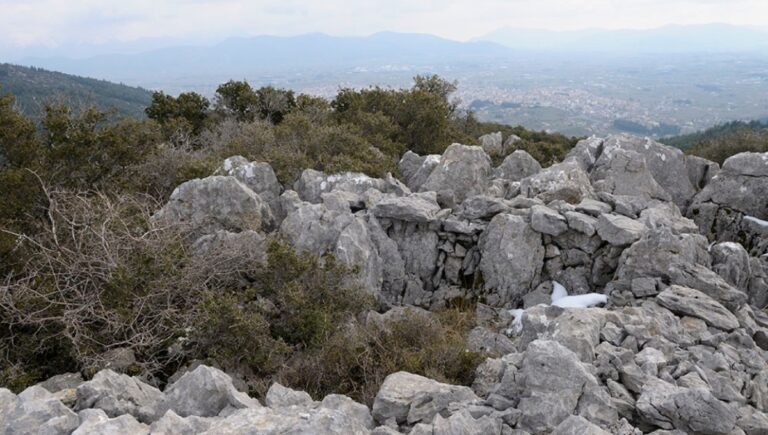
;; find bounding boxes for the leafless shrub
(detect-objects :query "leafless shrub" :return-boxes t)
[0,188,201,378]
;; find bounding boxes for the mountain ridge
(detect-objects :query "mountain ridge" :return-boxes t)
[475,23,768,53]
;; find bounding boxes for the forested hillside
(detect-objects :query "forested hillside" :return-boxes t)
[663,120,768,164]
[0,63,152,118]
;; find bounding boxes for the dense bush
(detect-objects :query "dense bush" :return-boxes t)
[282,308,485,404]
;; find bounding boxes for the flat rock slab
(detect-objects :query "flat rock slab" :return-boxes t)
[596,213,646,246]
[657,285,740,331]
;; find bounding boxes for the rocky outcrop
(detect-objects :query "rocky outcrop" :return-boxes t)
[688,151,768,257]
[23,134,764,434]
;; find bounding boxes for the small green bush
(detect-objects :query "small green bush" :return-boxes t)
[280,307,486,405]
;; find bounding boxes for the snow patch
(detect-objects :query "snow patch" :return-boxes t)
[508,309,525,336]
[552,293,608,309]
[551,281,568,303]
[744,215,768,228]
[550,280,607,308]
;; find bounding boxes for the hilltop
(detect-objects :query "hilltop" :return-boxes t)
[0,63,152,118]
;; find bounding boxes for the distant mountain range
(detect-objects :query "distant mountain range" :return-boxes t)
[0,63,152,118]
[475,24,768,53]
[19,32,510,85]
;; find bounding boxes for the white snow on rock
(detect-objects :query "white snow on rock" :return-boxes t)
[744,215,768,228]
[552,293,608,308]
[551,281,568,303]
[551,280,608,308]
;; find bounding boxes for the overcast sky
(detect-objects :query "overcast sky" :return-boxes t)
[2,0,768,48]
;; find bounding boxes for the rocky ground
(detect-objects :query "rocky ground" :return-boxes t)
[2,133,768,434]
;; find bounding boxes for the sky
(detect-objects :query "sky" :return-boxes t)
[1,0,768,49]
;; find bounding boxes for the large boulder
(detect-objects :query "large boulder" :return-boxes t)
[264,383,314,408]
[656,285,740,331]
[590,148,671,202]
[710,242,752,291]
[279,200,356,255]
[0,387,79,435]
[371,192,441,223]
[75,370,166,423]
[689,152,768,232]
[515,340,599,433]
[421,143,492,204]
[164,365,260,418]
[520,159,595,204]
[371,372,479,426]
[594,134,697,210]
[398,151,440,192]
[294,169,408,204]
[596,213,646,246]
[494,150,542,182]
[613,229,748,309]
[154,176,268,235]
[636,378,736,434]
[479,214,545,306]
[216,156,282,221]
[479,131,503,154]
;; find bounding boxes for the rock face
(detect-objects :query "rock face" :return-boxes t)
[21,134,768,434]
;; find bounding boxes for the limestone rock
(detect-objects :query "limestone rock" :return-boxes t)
[479,214,545,306]
[530,205,568,236]
[551,415,611,435]
[75,370,166,423]
[520,159,595,204]
[516,340,599,433]
[72,409,150,435]
[164,365,259,418]
[371,371,479,425]
[636,378,736,434]
[265,383,314,408]
[399,151,440,192]
[154,176,267,235]
[1,387,79,435]
[216,156,282,221]
[591,147,672,202]
[494,150,541,182]
[432,408,503,435]
[596,213,646,246]
[657,286,740,331]
[149,410,214,435]
[371,191,441,222]
[479,131,503,154]
[421,143,492,204]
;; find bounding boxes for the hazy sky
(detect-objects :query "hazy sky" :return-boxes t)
[2,0,768,47]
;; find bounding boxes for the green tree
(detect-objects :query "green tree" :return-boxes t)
[214,80,259,122]
[145,91,210,135]
[255,86,296,124]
